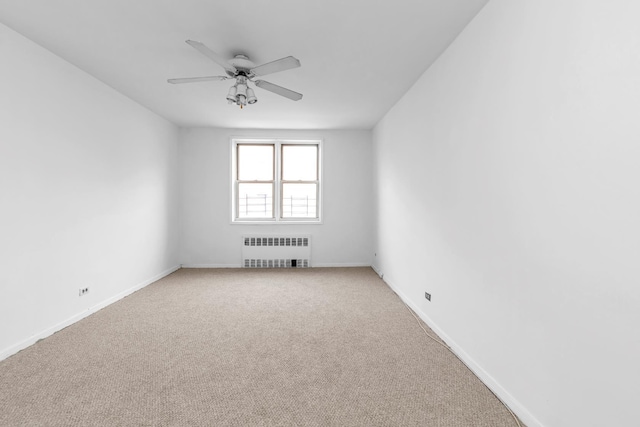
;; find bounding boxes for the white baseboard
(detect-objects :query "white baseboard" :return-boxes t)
[0,264,181,362]
[371,264,382,277]
[180,263,241,268]
[312,262,371,268]
[381,273,543,427]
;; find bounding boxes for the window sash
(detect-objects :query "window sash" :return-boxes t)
[280,143,318,219]
[236,143,275,219]
[280,182,318,219]
[281,144,318,181]
[236,182,274,219]
[236,143,275,181]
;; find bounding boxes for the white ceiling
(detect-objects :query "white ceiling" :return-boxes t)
[0,0,488,130]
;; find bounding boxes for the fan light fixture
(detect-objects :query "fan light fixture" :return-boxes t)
[226,76,256,109]
[246,87,257,104]
[226,85,237,103]
[168,40,303,109]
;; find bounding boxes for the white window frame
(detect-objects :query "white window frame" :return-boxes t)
[231,138,322,224]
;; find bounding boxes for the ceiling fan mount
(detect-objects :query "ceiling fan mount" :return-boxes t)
[168,40,303,108]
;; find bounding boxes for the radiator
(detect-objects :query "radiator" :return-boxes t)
[242,235,311,268]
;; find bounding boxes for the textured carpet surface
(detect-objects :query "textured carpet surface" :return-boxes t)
[0,268,520,426]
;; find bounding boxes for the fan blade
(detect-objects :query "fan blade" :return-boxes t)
[254,80,303,101]
[251,56,300,77]
[167,76,228,84]
[185,40,237,75]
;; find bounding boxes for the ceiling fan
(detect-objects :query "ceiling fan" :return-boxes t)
[168,40,302,108]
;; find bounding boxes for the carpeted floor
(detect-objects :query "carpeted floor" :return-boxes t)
[0,267,521,426]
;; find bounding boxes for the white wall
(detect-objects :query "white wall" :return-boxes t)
[372,1,640,426]
[179,127,372,267]
[0,24,180,359]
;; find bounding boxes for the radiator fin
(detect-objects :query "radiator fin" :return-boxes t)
[243,237,309,247]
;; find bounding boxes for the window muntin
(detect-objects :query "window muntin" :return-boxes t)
[232,139,321,223]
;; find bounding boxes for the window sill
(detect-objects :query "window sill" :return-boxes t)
[231,219,323,225]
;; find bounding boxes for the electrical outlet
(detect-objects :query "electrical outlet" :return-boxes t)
[79,287,89,296]
[425,292,431,301]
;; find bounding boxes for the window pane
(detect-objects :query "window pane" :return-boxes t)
[238,145,273,181]
[237,183,273,218]
[282,145,317,181]
[282,183,317,218]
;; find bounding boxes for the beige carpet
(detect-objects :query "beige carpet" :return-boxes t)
[0,268,521,426]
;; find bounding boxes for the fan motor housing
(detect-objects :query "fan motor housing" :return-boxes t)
[229,54,255,73]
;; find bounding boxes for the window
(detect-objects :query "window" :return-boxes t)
[232,139,321,222]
